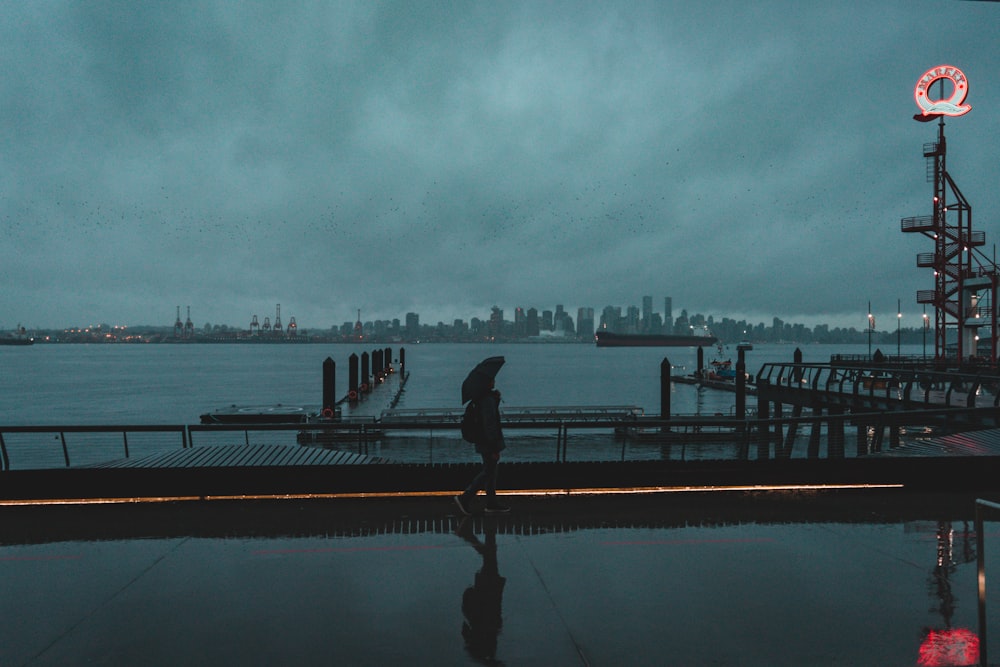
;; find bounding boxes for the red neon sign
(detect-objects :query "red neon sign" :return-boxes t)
[914,65,971,118]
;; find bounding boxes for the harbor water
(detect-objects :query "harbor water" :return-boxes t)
[3,341,932,422]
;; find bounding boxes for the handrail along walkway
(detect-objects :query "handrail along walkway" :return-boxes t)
[5,404,1000,470]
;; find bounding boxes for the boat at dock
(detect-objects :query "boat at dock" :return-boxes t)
[705,359,738,381]
[595,331,717,347]
[199,404,322,424]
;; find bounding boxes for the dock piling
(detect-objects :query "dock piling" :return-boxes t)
[736,348,746,419]
[660,358,671,423]
[361,352,370,392]
[348,353,359,401]
[322,357,336,414]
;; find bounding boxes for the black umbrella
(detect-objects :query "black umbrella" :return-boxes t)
[462,356,505,404]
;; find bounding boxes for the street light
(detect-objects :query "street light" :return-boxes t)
[922,307,929,363]
[896,299,903,363]
[868,300,874,359]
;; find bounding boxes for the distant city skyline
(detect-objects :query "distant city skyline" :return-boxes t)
[9,293,935,343]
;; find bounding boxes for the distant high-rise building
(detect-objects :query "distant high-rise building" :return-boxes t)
[642,296,652,332]
[554,304,569,333]
[489,306,503,338]
[526,308,540,337]
[600,305,621,332]
[541,310,553,331]
[514,307,526,337]
[405,312,419,338]
[577,307,595,339]
[626,306,640,333]
[664,297,673,333]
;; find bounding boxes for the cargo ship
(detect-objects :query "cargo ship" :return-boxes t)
[594,330,717,347]
[0,325,33,346]
[0,337,33,346]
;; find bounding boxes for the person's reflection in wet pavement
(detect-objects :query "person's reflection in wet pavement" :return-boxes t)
[456,517,506,665]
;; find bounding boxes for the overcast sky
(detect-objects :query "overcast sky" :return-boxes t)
[2,1,998,332]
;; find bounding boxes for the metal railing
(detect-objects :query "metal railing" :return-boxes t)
[3,405,999,470]
[758,362,1000,408]
[0,424,189,470]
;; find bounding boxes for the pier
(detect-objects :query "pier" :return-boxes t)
[7,347,1000,502]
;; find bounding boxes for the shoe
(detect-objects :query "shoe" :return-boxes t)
[454,495,472,516]
[484,503,510,514]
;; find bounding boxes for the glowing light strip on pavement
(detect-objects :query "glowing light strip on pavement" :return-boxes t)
[0,483,905,506]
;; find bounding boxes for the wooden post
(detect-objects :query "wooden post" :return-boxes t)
[360,352,370,392]
[736,348,746,419]
[348,353,359,401]
[857,422,869,456]
[756,379,770,459]
[829,407,845,458]
[808,408,822,458]
[660,358,671,422]
[780,404,801,458]
[322,357,336,413]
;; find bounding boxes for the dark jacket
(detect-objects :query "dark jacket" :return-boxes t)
[475,391,505,454]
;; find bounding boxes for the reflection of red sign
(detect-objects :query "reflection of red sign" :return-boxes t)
[917,628,980,667]
[914,65,971,118]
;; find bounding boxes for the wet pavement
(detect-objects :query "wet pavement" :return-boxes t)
[1,491,997,666]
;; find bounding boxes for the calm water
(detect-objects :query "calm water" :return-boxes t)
[1,342,922,424]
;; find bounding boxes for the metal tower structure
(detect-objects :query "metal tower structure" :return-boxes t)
[901,66,997,368]
[287,316,297,337]
[273,303,283,335]
[250,314,260,336]
[174,306,183,338]
[184,306,194,338]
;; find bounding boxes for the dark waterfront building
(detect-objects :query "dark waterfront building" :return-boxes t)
[405,312,419,339]
[541,310,553,332]
[526,308,540,337]
[514,307,526,338]
[577,308,595,339]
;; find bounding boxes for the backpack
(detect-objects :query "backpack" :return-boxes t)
[460,400,483,443]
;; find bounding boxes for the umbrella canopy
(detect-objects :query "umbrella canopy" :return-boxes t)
[461,356,505,404]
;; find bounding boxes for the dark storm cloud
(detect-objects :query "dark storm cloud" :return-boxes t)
[2,1,998,330]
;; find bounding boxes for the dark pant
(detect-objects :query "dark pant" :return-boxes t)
[463,453,498,499]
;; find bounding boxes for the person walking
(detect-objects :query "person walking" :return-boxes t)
[455,383,509,515]
[455,357,510,515]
